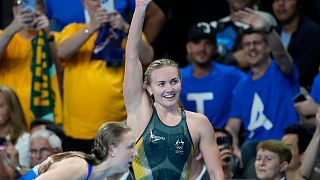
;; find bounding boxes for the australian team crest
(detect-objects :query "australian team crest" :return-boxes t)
[174,139,185,154]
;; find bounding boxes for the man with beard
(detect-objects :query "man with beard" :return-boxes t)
[226,8,299,144]
[225,8,299,178]
[180,22,245,128]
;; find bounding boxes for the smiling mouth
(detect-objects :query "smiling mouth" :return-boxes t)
[163,92,177,98]
[164,94,175,98]
[257,169,267,172]
[248,51,258,57]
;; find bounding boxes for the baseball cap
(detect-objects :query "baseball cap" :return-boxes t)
[188,22,216,42]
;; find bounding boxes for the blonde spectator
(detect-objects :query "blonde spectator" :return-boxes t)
[0,86,30,179]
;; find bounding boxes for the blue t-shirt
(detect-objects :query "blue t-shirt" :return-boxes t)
[19,165,39,180]
[46,0,135,31]
[180,62,245,128]
[311,73,320,104]
[229,60,299,141]
[114,0,135,21]
[45,0,86,31]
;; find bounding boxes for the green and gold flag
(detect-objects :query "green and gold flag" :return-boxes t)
[30,30,55,122]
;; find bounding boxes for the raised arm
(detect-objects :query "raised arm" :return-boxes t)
[123,0,151,112]
[0,8,33,60]
[299,108,320,179]
[234,8,294,74]
[198,115,224,179]
[57,7,109,60]
[143,1,165,44]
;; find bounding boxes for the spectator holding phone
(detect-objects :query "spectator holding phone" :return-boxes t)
[189,128,241,179]
[0,0,62,128]
[56,0,153,153]
[0,86,30,179]
[295,73,320,128]
[45,0,165,44]
[215,128,242,179]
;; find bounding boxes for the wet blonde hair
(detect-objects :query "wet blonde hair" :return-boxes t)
[0,86,27,144]
[143,58,181,88]
[38,122,131,174]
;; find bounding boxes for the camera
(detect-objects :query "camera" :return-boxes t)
[216,136,232,149]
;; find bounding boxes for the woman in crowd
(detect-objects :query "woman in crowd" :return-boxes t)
[0,85,30,179]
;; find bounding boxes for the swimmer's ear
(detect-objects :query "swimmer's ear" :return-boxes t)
[146,86,153,96]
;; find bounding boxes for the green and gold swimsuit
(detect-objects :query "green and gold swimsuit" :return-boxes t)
[133,108,194,180]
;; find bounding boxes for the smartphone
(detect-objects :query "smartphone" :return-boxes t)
[294,93,307,103]
[216,136,232,163]
[101,0,115,12]
[216,136,232,149]
[20,0,36,12]
[0,138,7,151]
